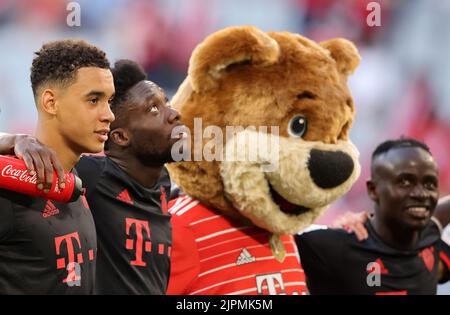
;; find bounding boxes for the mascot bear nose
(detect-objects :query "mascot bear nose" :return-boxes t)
[307,149,354,189]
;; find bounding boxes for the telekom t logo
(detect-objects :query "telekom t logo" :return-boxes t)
[256,273,286,295]
[255,272,304,295]
[55,232,82,286]
[126,218,151,267]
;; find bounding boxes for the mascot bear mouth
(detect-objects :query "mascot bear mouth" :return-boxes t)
[268,183,310,216]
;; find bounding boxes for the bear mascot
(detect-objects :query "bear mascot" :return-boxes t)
[166,26,361,295]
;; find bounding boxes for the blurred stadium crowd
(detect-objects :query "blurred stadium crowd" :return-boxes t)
[0,0,449,225]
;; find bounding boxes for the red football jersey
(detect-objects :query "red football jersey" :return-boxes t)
[167,196,308,295]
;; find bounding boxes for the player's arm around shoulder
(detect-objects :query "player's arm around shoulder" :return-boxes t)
[434,196,450,229]
[0,133,22,154]
[0,132,65,192]
[437,235,450,283]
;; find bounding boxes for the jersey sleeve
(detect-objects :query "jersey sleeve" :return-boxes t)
[0,193,14,242]
[166,216,201,295]
[295,228,345,294]
[75,156,106,198]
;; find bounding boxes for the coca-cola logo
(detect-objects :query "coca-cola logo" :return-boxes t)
[1,164,38,184]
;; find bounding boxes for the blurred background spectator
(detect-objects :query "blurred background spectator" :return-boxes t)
[0,0,449,292]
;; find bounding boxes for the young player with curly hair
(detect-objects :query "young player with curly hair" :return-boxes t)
[0,40,115,294]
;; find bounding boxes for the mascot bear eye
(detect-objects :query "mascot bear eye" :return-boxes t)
[288,115,308,138]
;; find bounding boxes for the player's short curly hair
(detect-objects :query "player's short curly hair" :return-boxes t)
[30,39,110,98]
[372,137,432,160]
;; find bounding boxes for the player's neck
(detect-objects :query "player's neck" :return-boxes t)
[35,125,80,171]
[107,153,163,189]
[371,215,419,251]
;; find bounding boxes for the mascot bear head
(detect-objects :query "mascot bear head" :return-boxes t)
[168,26,361,236]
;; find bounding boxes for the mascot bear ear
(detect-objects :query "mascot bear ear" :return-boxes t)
[189,26,280,92]
[320,38,361,76]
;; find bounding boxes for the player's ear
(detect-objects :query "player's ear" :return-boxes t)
[40,89,58,115]
[110,128,130,147]
[366,179,378,202]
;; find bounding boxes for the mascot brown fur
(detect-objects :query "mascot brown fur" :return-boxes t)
[166,26,361,295]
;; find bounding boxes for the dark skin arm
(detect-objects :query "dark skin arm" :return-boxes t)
[0,133,65,192]
[434,196,450,228]
[436,196,450,283]
[330,210,370,241]
[438,259,449,283]
[0,132,24,155]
